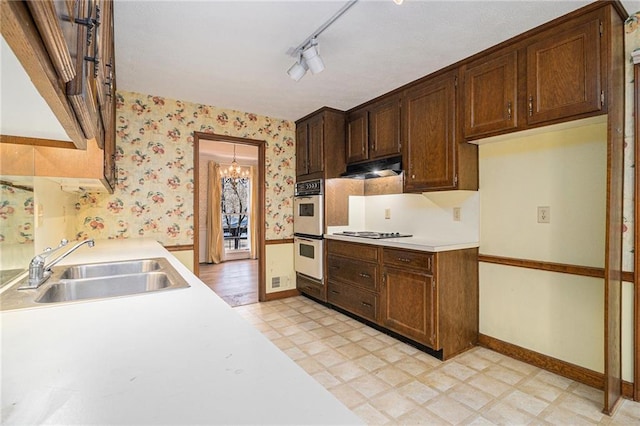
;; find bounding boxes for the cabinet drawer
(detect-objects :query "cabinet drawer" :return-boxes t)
[296,274,325,302]
[328,280,378,322]
[383,248,433,273]
[327,255,378,291]
[327,240,378,262]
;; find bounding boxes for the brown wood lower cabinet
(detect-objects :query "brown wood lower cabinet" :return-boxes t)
[325,239,478,360]
[296,273,325,301]
[327,280,378,322]
[381,266,436,349]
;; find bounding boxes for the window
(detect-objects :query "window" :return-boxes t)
[221,177,249,251]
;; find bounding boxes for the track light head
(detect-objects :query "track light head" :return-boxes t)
[302,38,324,74]
[287,56,308,81]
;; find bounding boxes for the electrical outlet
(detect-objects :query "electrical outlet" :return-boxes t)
[385,208,391,219]
[537,206,550,223]
[453,207,461,222]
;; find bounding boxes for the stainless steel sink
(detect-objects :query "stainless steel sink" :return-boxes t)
[0,258,190,311]
[59,259,161,279]
[36,272,174,303]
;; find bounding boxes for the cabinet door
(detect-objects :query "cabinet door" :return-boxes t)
[346,109,368,164]
[381,267,436,348]
[526,18,601,125]
[95,0,115,149]
[369,96,401,159]
[464,51,518,138]
[402,72,457,192]
[307,114,324,175]
[295,123,309,177]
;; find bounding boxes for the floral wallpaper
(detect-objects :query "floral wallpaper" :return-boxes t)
[623,12,639,271]
[0,184,34,245]
[74,91,295,245]
[0,183,34,271]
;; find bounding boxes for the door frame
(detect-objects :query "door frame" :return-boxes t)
[193,132,267,302]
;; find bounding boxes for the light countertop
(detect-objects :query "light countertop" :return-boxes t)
[0,238,362,425]
[324,233,479,252]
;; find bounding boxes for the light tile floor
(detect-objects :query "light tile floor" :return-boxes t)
[235,296,640,425]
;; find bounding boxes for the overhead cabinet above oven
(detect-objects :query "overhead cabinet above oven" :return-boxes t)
[295,107,346,180]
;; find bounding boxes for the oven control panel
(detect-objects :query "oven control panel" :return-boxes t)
[295,179,323,196]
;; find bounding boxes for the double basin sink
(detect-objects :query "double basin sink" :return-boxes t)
[0,257,190,311]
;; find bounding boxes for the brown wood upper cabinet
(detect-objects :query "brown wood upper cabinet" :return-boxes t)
[1,0,116,192]
[346,95,401,164]
[526,15,602,125]
[462,8,605,140]
[402,71,458,192]
[463,50,518,138]
[295,108,346,180]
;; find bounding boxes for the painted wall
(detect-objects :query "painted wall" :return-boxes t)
[328,190,480,245]
[266,243,295,294]
[477,120,635,379]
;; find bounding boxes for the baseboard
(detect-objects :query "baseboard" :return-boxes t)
[263,288,299,301]
[478,334,635,400]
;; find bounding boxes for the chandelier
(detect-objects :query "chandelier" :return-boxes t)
[221,145,249,181]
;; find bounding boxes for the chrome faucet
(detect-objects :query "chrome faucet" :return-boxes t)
[19,239,95,290]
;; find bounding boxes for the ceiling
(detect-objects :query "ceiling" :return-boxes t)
[114,0,640,122]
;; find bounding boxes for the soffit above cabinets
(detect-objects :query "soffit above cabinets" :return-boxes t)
[0,36,71,142]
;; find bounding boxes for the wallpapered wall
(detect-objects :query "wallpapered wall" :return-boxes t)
[74,91,296,245]
[623,12,639,271]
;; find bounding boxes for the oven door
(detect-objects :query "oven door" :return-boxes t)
[294,236,323,281]
[293,195,323,237]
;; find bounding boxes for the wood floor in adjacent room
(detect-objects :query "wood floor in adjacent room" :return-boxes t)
[199,259,258,307]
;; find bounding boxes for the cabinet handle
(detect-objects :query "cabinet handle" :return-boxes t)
[358,272,371,278]
[361,301,372,308]
[329,265,339,269]
[528,95,533,117]
[330,290,339,294]
[507,101,512,120]
[397,257,411,263]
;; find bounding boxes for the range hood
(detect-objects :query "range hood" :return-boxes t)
[341,155,403,179]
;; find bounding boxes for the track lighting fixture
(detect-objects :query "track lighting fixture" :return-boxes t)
[287,53,308,81]
[302,39,325,74]
[286,0,358,81]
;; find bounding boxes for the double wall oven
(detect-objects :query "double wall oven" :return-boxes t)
[293,179,324,287]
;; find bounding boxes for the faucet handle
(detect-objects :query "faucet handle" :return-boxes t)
[36,239,69,259]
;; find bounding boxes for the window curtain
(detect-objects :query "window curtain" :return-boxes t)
[249,165,258,259]
[206,161,224,264]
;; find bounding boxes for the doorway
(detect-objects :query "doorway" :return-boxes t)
[193,132,266,305]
